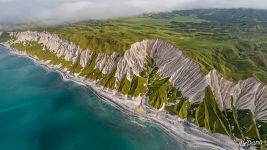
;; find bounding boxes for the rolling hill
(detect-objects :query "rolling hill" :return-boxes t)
[1,9,267,149]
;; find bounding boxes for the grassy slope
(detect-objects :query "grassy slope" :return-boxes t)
[9,41,267,146]
[25,9,267,84]
[167,87,264,148]
[6,9,267,146]
[11,42,73,69]
[0,32,11,43]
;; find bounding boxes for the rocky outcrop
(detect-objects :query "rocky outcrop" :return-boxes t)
[11,31,81,63]
[235,78,259,112]
[95,53,120,75]
[207,70,237,110]
[115,41,147,81]
[80,49,93,67]
[9,31,267,121]
[255,85,267,121]
[115,39,207,103]
[208,69,267,121]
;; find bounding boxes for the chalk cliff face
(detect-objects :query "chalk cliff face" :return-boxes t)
[207,70,267,121]
[95,52,120,75]
[9,31,267,122]
[11,31,81,63]
[116,39,207,103]
[255,84,267,121]
[207,70,237,110]
[80,49,93,68]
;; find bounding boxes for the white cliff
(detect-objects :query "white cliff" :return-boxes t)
[95,52,120,75]
[80,49,93,67]
[11,31,81,63]
[115,41,148,81]
[9,31,267,122]
[207,70,237,110]
[235,78,260,113]
[255,85,267,121]
[115,39,207,103]
[208,69,267,121]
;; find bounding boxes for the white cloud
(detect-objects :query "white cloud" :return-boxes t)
[0,0,267,25]
[37,1,93,21]
[127,0,198,11]
[0,0,16,3]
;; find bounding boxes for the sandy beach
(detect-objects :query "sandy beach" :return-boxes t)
[1,43,244,150]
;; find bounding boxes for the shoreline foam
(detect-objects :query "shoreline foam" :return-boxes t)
[0,44,243,150]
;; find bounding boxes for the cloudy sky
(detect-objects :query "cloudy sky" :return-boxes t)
[0,0,267,25]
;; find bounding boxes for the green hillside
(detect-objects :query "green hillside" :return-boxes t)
[18,8,267,84]
[3,9,267,149]
[9,41,267,149]
[2,9,267,83]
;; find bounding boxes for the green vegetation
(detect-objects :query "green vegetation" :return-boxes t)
[166,99,191,119]
[224,97,261,143]
[257,121,267,140]
[10,41,119,90]
[11,40,267,147]
[0,32,11,43]
[80,53,98,76]
[166,86,265,149]
[237,110,261,139]
[147,77,169,109]
[70,55,83,73]
[8,9,267,147]
[100,69,117,89]
[26,8,267,84]
[128,75,147,96]
[11,42,73,69]
[117,76,131,95]
[144,57,169,109]
[195,87,232,136]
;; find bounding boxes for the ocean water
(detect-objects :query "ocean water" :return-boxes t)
[0,46,200,150]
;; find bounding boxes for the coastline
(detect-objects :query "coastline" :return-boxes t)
[0,44,243,150]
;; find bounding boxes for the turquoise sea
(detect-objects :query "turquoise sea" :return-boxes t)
[0,46,199,150]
